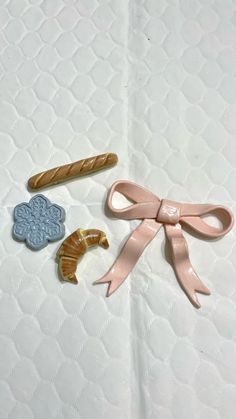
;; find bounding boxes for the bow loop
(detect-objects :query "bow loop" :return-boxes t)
[107,180,160,220]
[180,205,234,238]
[95,180,234,308]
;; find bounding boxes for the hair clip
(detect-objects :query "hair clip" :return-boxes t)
[94,180,234,308]
[12,194,65,250]
[28,152,118,190]
[57,228,109,284]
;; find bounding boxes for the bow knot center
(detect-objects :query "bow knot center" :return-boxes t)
[157,199,181,224]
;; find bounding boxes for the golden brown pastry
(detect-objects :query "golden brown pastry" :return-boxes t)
[56,229,109,284]
[28,152,118,190]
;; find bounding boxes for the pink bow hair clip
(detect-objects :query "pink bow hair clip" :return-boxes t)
[94,180,234,308]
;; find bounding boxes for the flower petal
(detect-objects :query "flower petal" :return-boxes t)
[30,195,48,217]
[45,204,65,222]
[43,221,65,241]
[13,221,30,240]
[14,203,31,221]
[26,229,47,250]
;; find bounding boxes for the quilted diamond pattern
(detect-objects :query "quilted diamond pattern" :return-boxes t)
[0,1,236,418]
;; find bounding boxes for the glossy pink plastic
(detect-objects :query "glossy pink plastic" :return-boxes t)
[94,180,234,308]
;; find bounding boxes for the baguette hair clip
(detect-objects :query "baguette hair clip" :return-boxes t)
[28,153,118,190]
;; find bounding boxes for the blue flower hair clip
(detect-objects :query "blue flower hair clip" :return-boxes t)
[12,194,65,250]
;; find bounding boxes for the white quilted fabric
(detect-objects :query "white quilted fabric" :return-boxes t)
[0,1,236,418]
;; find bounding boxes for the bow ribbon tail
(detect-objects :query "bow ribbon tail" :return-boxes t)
[165,224,210,308]
[94,219,162,296]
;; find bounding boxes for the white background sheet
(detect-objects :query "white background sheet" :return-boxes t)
[0,1,236,418]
